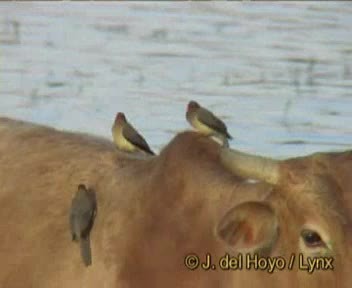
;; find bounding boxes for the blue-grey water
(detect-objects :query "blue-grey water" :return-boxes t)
[0,2,351,158]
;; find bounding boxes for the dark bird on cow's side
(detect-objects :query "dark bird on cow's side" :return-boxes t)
[111,112,155,155]
[186,100,233,146]
[69,184,97,267]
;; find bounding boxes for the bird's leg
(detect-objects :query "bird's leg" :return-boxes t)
[221,136,230,148]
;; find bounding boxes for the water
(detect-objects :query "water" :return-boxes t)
[0,2,351,158]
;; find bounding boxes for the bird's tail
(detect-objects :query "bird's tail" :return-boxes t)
[147,148,155,155]
[80,235,92,267]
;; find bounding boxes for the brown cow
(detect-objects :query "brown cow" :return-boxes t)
[0,117,351,288]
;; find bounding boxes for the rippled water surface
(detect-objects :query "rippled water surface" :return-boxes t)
[0,2,351,158]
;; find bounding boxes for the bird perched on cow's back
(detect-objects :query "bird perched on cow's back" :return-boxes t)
[186,100,233,147]
[111,112,155,156]
[69,184,97,267]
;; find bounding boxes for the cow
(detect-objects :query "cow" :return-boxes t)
[0,116,351,288]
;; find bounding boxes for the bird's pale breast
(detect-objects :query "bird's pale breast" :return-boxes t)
[191,115,216,135]
[112,126,137,152]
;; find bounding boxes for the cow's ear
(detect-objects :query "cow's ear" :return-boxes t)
[215,202,279,256]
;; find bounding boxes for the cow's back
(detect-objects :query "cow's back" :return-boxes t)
[0,117,155,287]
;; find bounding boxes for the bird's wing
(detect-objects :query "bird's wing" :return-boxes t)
[69,212,76,239]
[123,123,155,155]
[87,189,97,219]
[197,108,228,135]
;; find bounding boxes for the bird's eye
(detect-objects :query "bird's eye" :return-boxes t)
[301,229,324,247]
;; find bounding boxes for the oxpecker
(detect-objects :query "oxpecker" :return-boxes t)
[69,184,97,267]
[111,112,155,155]
[186,100,233,146]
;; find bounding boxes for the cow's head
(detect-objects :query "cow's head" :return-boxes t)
[216,147,352,287]
[118,132,351,287]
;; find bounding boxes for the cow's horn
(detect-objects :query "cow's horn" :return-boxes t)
[220,147,280,185]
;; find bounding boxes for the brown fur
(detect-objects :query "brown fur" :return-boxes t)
[0,117,351,287]
[264,152,352,288]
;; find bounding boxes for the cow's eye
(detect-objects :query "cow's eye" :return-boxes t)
[301,229,324,247]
